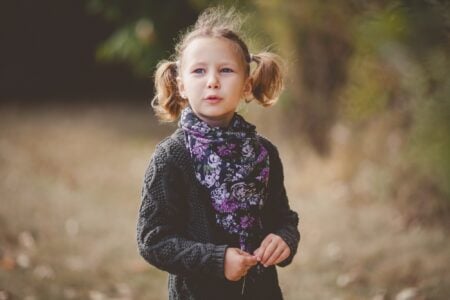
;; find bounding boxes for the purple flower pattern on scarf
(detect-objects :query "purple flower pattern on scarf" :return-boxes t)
[180,107,270,253]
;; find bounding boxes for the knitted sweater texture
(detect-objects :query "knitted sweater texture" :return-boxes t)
[137,128,300,300]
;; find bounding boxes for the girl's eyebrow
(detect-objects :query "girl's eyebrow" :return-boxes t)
[189,62,207,66]
[188,61,239,67]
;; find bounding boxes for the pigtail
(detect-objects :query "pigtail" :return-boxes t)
[151,60,187,121]
[250,52,285,106]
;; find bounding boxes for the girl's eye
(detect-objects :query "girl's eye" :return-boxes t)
[221,68,234,73]
[193,68,205,74]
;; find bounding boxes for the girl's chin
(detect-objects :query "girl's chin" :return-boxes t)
[197,108,229,117]
[196,112,234,127]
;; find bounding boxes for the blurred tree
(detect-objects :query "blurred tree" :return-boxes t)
[87,0,450,221]
[251,0,450,221]
[341,0,450,202]
[84,0,250,76]
[260,1,354,156]
[84,0,199,76]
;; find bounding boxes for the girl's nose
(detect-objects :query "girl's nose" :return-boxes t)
[207,72,220,89]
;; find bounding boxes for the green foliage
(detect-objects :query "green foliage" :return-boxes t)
[408,54,450,198]
[86,0,123,22]
[341,3,409,121]
[84,0,201,76]
[95,20,162,76]
[340,56,391,122]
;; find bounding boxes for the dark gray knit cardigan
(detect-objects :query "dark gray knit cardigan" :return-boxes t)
[137,128,300,300]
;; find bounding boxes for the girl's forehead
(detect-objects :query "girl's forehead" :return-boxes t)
[181,37,245,66]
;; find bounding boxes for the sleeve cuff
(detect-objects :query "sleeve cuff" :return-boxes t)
[209,244,228,279]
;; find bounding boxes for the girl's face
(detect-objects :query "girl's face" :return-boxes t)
[177,37,252,128]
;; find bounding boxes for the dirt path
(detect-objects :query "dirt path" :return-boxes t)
[0,104,448,299]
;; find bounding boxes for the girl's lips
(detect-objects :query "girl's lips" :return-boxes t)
[205,96,223,103]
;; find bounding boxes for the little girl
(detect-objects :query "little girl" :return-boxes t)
[137,7,300,300]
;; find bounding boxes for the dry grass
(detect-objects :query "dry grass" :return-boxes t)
[0,102,449,300]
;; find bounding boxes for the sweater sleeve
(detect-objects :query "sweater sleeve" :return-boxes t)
[267,142,301,268]
[137,144,228,278]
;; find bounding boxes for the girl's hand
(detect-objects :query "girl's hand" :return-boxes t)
[253,233,290,267]
[224,248,258,281]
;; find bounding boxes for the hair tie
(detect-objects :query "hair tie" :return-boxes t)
[249,53,254,62]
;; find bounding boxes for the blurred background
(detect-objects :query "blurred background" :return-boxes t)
[1,0,449,299]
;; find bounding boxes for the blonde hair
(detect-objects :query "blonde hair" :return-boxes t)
[152,6,285,122]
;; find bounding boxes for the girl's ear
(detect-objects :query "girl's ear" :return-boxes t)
[243,77,253,99]
[177,77,186,99]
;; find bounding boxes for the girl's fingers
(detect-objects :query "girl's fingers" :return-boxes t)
[255,234,280,262]
[264,244,285,266]
[256,234,276,262]
[254,245,266,261]
[253,247,260,256]
[261,240,278,264]
[261,234,273,247]
[256,245,267,263]
[274,247,290,265]
[257,234,273,254]
[242,255,258,266]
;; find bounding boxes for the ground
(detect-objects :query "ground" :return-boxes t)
[0,102,449,300]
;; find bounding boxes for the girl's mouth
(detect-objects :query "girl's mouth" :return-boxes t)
[205,96,223,103]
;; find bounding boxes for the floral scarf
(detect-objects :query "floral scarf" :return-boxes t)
[180,107,270,253]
